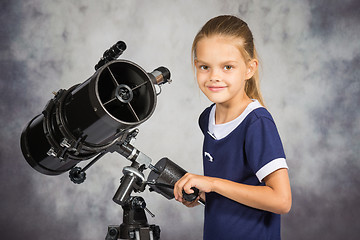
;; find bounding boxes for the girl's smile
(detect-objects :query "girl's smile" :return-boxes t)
[206,85,227,92]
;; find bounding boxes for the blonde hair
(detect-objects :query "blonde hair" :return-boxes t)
[191,15,265,106]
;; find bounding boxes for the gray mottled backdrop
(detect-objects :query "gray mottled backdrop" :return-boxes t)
[1,0,359,239]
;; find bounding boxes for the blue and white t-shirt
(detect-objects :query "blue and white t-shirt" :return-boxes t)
[199,100,288,240]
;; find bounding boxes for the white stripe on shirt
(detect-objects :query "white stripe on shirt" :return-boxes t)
[256,158,288,182]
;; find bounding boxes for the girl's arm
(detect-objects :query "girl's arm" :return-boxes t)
[174,168,291,214]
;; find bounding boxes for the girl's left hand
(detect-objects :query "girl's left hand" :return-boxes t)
[174,173,214,202]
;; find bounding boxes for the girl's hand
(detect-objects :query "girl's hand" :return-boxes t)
[174,173,214,203]
[181,196,201,208]
[181,192,206,208]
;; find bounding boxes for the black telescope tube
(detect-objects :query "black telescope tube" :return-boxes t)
[20,59,166,175]
[20,40,172,177]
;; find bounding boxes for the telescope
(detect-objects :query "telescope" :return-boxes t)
[20,41,201,240]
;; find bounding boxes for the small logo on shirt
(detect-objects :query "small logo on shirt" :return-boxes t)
[204,152,214,162]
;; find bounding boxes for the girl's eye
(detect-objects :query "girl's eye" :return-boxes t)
[200,65,209,70]
[224,65,232,70]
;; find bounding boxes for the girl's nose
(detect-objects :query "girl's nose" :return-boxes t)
[209,69,221,82]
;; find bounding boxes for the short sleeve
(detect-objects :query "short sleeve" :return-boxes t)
[245,117,287,182]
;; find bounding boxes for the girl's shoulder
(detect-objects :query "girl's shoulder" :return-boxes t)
[246,107,276,126]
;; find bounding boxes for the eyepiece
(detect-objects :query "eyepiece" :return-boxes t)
[95,41,127,70]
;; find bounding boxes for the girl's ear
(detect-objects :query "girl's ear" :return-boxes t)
[246,59,258,80]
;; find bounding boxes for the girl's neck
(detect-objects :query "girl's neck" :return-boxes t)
[215,97,252,125]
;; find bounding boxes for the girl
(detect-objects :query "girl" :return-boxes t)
[174,15,292,240]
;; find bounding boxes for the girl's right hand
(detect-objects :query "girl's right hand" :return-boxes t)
[181,196,201,208]
[174,173,213,203]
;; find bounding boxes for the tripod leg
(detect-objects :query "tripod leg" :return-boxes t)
[149,230,154,240]
[135,230,141,240]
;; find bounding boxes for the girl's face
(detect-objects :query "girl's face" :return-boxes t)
[194,36,256,107]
